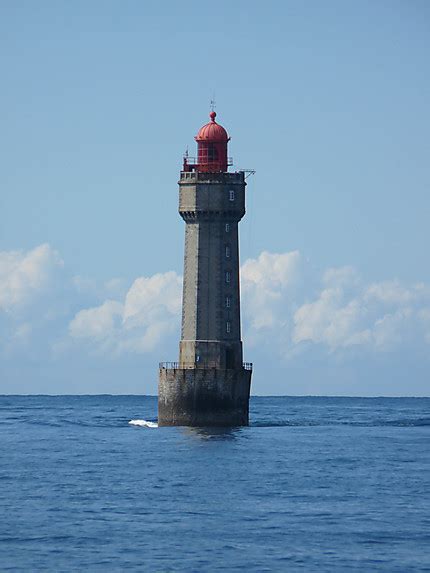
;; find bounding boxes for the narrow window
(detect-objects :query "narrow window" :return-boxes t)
[229,190,235,201]
[226,321,231,334]
[225,271,231,284]
[226,296,231,308]
[208,143,218,161]
[225,223,230,233]
[225,245,231,258]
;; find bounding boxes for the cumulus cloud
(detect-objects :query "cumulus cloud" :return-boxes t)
[241,250,301,291]
[2,243,430,371]
[241,250,302,331]
[123,272,182,324]
[69,300,124,341]
[293,288,368,349]
[239,253,430,356]
[69,272,182,355]
[0,244,63,311]
[292,271,430,352]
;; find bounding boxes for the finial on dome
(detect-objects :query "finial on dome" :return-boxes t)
[209,111,216,122]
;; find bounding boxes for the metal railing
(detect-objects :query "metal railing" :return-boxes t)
[180,171,244,182]
[184,156,233,167]
[159,361,253,371]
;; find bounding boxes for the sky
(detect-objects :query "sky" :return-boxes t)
[1,0,429,395]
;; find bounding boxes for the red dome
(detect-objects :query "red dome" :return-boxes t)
[195,111,229,142]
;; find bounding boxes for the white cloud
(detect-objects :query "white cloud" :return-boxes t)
[292,288,371,349]
[241,250,301,291]
[237,252,430,356]
[69,300,124,341]
[0,244,63,311]
[372,308,412,349]
[123,272,182,324]
[364,280,427,305]
[241,251,301,331]
[292,275,430,352]
[2,243,430,384]
[68,271,182,355]
[65,249,430,358]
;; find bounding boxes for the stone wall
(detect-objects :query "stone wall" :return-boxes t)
[179,172,246,369]
[158,367,252,426]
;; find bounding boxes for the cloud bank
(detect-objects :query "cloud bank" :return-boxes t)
[1,244,429,394]
[0,244,64,311]
[69,272,182,355]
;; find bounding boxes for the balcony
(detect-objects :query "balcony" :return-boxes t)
[180,171,244,182]
[159,361,253,371]
[183,156,233,168]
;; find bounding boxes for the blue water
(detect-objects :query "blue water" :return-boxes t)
[1,396,429,572]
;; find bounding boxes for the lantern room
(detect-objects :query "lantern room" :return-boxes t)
[183,111,232,173]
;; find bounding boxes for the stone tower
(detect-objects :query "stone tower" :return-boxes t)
[158,111,252,426]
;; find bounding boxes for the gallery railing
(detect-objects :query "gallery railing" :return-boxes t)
[159,362,253,371]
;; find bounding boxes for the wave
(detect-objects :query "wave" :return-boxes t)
[128,419,158,428]
[128,418,429,429]
[251,418,430,428]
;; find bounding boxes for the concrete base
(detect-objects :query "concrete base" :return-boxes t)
[158,367,252,427]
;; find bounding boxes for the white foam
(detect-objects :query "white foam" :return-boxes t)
[128,419,158,428]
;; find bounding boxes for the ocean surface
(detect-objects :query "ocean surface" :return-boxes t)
[1,396,429,572]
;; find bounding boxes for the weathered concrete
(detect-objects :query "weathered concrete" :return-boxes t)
[157,167,252,427]
[178,171,246,368]
[179,340,243,369]
[158,366,252,426]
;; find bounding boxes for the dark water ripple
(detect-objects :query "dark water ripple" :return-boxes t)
[0,395,429,572]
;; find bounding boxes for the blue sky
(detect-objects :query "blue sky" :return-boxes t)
[1,0,429,395]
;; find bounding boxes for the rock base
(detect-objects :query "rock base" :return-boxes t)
[158,367,252,427]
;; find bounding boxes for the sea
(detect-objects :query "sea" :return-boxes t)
[1,395,429,572]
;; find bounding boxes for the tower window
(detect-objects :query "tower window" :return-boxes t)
[225,223,230,233]
[226,296,231,308]
[229,190,235,201]
[226,321,231,334]
[207,143,218,161]
[225,271,231,284]
[225,245,231,258]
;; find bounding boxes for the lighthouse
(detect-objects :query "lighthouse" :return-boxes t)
[158,111,252,426]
